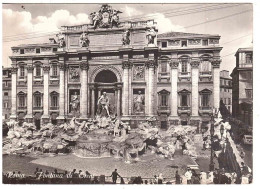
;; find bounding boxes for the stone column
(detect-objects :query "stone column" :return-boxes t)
[24,65,34,123]
[122,61,130,116]
[212,59,221,109]
[128,68,132,115]
[117,88,121,116]
[169,60,179,117]
[91,87,95,117]
[146,60,157,116]
[41,66,50,124]
[190,60,200,117]
[56,63,66,123]
[10,67,18,120]
[80,62,89,119]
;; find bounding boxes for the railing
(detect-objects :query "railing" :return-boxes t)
[200,71,212,75]
[34,76,43,80]
[19,76,27,80]
[50,106,59,110]
[18,106,27,110]
[178,106,191,110]
[199,106,212,110]
[33,107,43,110]
[158,106,170,110]
[50,75,59,79]
[179,72,190,76]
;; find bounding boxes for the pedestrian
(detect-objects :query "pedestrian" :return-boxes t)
[175,170,181,184]
[184,167,192,184]
[111,169,120,184]
[153,175,158,184]
[158,173,163,184]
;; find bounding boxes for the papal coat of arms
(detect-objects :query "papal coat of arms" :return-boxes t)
[90,4,122,29]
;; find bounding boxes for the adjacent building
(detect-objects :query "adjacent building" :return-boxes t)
[8,5,222,128]
[231,47,253,126]
[2,67,12,121]
[220,70,232,113]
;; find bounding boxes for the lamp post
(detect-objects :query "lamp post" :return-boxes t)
[209,114,215,171]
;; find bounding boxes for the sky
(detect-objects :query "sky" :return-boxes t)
[2,3,253,73]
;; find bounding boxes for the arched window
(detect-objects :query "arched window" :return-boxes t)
[35,65,41,76]
[179,56,190,75]
[20,66,25,77]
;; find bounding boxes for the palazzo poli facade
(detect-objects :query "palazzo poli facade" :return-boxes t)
[9,5,222,128]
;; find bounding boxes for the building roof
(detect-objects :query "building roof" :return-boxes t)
[157,31,220,39]
[235,47,253,56]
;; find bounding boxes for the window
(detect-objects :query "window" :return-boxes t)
[19,95,25,107]
[181,60,188,73]
[224,88,227,92]
[5,114,7,119]
[181,94,188,106]
[4,92,8,96]
[36,66,41,76]
[246,53,252,64]
[202,94,210,107]
[20,49,24,54]
[245,89,253,98]
[228,106,230,112]
[161,61,167,73]
[202,39,208,46]
[162,42,167,48]
[161,94,167,106]
[224,98,226,104]
[35,96,41,107]
[36,48,40,54]
[200,89,212,107]
[4,102,8,108]
[228,98,231,105]
[52,65,58,76]
[51,95,58,107]
[181,41,187,47]
[20,66,25,77]
[220,79,223,85]
[158,90,170,107]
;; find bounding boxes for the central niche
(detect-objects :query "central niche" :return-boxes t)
[94,70,117,83]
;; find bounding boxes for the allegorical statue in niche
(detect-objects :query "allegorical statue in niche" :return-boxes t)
[134,91,145,113]
[146,28,156,45]
[97,92,110,117]
[79,31,90,47]
[122,29,130,46]
[56,32,66,48]
[70,91,80,115]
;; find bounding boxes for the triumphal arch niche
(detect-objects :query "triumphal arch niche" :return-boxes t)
[53,4,158,126]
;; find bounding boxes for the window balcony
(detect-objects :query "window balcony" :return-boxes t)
[18,106,27,111]
[199,71,212,82]
[199,106,213,115]
[178,72,191,81]
[19,76,27,80]
[50,106,59,110]
[33,106,43,111]
[50,75,59,79]
[178,106,191,115]
[34,75,43,80]
[158,72,170,82]
[157,106,171,115]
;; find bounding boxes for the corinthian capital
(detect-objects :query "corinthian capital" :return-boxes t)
[190,60,200,68]
[122,61,132,69]
[145,60,158,69]
[11,67,18,74]
[169,60,179,69]
[211,59,221,68]
[43,66,50,72]
[80,62,89,70]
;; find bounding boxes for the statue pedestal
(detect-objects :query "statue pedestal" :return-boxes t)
[41,115,50,124]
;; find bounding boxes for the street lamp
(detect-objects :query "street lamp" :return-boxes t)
[209,114,215,171]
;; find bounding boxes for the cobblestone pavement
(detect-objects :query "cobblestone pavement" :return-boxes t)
[30,153,195,180]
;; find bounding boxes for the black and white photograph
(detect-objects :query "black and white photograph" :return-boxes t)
[1,1,256,185]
